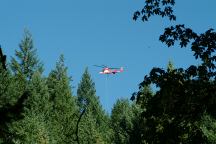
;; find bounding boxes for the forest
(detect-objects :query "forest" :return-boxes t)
[0,0,216,143]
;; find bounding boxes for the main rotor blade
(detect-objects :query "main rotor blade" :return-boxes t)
[109,67,121,69]
[93,65,106,68]
[101,64,108,67]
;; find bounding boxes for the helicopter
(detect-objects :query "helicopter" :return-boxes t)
[94,65,123,74]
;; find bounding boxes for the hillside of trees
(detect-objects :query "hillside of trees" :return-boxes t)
[0,0,216,143]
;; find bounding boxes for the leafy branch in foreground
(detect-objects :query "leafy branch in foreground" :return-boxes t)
[133,0,176,22]
[133,0,216,143]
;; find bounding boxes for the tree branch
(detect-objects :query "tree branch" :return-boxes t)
[75,108,86,144]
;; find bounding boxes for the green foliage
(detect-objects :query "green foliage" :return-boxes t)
[1,1,215,142]
[111,98,143,144]
[199,114,216,143]
[111,98,133,144]
[9,71,52,143]
[77,68,105,129]
[46,54,77,143]
[78,111,101,144]
[11,115,50,144]
[133,0,216,143]
[11,29,43,81]
[3,30,50,143]
[77,68,97,111]
[1,33,115,144]
[136,85,153,112]
[77,68,112,143]
[167,60,174,72]
[134,60,216,143]
[26,72,51,116]
[0,50,28,143]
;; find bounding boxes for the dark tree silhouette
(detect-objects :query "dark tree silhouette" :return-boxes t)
[0,47,29,143]
[132,0,216,143]
[0,47,6,70]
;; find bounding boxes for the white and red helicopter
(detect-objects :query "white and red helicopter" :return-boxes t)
[94,65,123,74]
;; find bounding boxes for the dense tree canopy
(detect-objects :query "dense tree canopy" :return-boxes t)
[111,98,143,144]
[132,0,216,143]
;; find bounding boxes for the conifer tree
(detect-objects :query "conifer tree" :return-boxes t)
[0,62,13,108]
[26,72,51,117]
[77,68,97,111]
[11,29,43,81]
[77,68,112,143]
[0,48,27,143]
[9,72,52,143]
[111,98,138,144]
[0,61,15,142]
[7,30,51,143]
[46,54,77,143]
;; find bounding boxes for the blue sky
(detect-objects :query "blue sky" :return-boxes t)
[0,0,215,113]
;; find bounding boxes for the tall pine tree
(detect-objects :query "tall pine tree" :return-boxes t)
[46,54,77,143]
[11,29,43,81]
[7,30,52,143]
[0,49,27,143]
[77,68,111,143]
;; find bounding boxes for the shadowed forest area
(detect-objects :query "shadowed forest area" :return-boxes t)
[0,0,216,143]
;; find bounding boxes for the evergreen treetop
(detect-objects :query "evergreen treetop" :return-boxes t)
[11,29,43,80]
